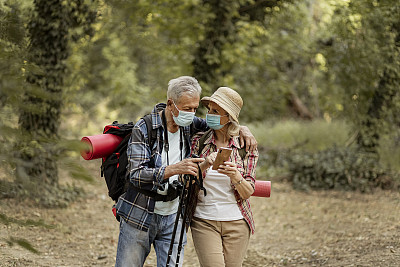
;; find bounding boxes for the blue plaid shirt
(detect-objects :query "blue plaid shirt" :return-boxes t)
[115,103,207,231]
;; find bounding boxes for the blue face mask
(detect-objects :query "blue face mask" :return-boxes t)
[172,101,195,127]
[206,113,229,130]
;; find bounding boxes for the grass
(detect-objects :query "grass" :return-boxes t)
[248,119,400,177]
[249,119,350,152]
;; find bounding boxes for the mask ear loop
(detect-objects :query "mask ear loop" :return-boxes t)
[171,100,180,118]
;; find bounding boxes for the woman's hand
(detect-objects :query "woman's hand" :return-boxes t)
[218,161,254,199]
[199,152,217,172]
[217,161,241,183]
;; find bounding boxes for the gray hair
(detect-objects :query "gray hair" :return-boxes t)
[167,76,202,103]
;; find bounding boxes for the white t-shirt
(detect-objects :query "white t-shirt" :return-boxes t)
[154,129,184,215]
[194,169,243,221]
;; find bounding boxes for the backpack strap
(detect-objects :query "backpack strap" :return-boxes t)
[238,142,247,160]
[142,114,157,150]
[197,129,213,156]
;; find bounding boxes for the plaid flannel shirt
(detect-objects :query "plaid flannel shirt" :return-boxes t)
[115,103,207,231]
[190,131,258,234]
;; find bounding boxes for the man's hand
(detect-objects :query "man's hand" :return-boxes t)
[164,158,205,179]
[239,126,258,152]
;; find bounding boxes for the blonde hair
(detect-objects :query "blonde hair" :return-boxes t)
[226,115,240,137]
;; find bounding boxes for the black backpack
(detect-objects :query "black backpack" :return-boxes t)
[101,114,157,202]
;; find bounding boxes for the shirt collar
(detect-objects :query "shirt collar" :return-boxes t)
[204,132,241,149]
[230,136,241,149]
[151,103,166,130]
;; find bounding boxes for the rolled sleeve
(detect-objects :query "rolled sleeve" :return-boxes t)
[243,148,258,189]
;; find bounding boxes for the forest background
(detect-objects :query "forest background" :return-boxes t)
[0,0,399,265]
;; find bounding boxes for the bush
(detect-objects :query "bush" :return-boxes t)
[287,147,397,192]
[252,119,399,192]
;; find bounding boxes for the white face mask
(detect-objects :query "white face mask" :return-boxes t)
[172,101,195,127]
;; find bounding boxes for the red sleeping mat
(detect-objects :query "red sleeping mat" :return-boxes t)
[252,180,271,197]
[80,134,123,160]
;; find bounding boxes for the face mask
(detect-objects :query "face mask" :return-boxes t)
[172,101,195,127]
[206,113,229,130]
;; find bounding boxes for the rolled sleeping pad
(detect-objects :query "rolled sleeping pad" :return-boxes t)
[252,180,271,197]
[80,134,123,160]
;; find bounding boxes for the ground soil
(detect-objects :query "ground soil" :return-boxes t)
[1,161,399,267]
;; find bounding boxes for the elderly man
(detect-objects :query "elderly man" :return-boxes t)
[115,76,256,267]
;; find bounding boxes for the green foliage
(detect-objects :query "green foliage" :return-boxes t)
[253,119,351,180]
[14,0,97,189]
[0,0,30,182]
[5,237,40,254]
[287,147,396,192]
[224,0,339,121]
[0,0,29,109]
[253,119,400,191]
[251,119,350,152]
[60,158,94,183]
[325,0,400,153]
[0,213,54,228]
[378,131,400,171]
[192,0,240,94]
[0,212,56,254]
[1,0,400,202]
[0,0,97,206]
[66,0,211,122]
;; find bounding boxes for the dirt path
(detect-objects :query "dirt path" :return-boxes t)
[1,165,399,266]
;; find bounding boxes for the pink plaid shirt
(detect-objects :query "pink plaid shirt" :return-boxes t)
[190,131,258,234]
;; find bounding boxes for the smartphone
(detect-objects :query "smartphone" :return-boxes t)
[212,147,232,170]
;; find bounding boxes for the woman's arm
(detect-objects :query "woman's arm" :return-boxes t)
[217,161,254,199]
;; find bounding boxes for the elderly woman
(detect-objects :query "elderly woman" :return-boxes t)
[189,87,259,267]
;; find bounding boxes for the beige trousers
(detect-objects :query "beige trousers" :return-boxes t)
[190,217,250,267]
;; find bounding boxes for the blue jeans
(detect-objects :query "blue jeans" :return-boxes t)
[115,212,187,267]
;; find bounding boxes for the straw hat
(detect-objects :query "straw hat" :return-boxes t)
[201,87,243,123]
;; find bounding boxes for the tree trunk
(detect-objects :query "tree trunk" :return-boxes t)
[356,20,400,154]
[17,0,69,185]
[287,90,314,120]
[192,0,237,93]
[357,67,398,154]
[193,0,282,93]
[17,0,95,188]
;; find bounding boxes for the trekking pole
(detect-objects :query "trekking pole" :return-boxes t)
[166,174,188,267]
[174,174,196,266]
[166,161,205,267]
